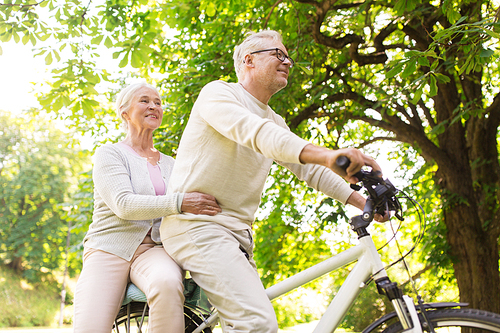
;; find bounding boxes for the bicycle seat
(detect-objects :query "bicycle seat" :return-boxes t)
[121,278,212,311]
[122,283,147,305]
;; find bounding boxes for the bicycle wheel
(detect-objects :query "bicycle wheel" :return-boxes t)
[383,308,500,333]
[113,302,212,333]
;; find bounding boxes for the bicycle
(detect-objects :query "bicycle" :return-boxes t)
[114,156,500,333]
[113,278,213,333]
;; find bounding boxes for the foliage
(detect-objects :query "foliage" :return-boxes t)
[343,283,388,331]
[0,264,61,327]
[255,164,350,286]
[2,0,500,323]
[59,169,94,277]
[273,285,326,328]
[0,110,89,282]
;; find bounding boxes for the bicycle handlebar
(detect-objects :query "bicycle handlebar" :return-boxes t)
[336,156,403,222]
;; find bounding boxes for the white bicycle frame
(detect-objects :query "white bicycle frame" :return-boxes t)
[192,232,419,333]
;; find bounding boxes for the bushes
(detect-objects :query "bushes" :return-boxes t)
[0,265,60,327]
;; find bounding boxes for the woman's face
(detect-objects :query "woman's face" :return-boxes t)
[124,87,163,132]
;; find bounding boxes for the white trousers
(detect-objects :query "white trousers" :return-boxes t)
[73,235,185,333]
[162,222,278,333]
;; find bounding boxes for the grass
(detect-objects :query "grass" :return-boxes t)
[0,265,61,328]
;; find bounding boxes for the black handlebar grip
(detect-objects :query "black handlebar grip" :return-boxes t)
[335,155,365,183]
[336,156,351,171]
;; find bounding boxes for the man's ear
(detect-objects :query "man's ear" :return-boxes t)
[243,54,254,67]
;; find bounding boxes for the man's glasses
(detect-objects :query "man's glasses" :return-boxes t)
[250,48,295,68]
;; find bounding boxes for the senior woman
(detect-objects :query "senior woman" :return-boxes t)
[73,82,221,333]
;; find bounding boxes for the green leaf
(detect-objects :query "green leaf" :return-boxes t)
[417,57,430,67]
[131,50,142,68]
[483,29,500,39]
[430,120,447,135]
[429,74,438,97]
[104,36,113,48]
[0,45,2,55]
[53,96,63,110]
[480,48,494,58]
[385,62,404,79]
[0,31,12,42]
[91,35,104,45]
[45,52,53,65]
[39,32,50,41]
[72,101,82,113]
[455,16,468,24]
[22,33,30,45]
[434,73,451,84]
[206,2,216,16]
[402,59,417,79]
[81,100,95,117]
[446,10,461,24]
[53,50,61,62]
[411,86,423,104]
[297,63,313,75]
[61,95,71,106]
[433,28,453,42]
[118,53,129,68]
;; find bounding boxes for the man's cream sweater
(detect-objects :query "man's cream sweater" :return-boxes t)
[161,81,354,237]
[85,143,181,261]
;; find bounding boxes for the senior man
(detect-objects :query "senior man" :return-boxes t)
[161,30,385,332]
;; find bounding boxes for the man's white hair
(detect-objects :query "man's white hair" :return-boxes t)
[233,30,283,81]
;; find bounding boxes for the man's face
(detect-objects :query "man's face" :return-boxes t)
[250,40,293,95]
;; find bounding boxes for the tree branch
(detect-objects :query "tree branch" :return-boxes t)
[485,91,500,132]
[263,0,284,28]
[400,264,435,289]
[418,99,437,128]
[296,0,389,66]
[289,90,441,165]
[357,136,400,149]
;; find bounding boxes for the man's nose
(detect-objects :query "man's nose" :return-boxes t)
[283,58,293,67]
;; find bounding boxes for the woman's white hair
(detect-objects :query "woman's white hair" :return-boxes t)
[233,30,283,81]
[115,82,159,131]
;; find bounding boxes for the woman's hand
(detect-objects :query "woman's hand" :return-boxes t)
[181,192,222,216]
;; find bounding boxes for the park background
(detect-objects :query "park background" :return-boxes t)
[1,0,500,330]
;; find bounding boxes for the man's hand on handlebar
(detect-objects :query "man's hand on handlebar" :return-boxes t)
[347,191,392,223]
[299,145,382,184]
[330,148,382,184]
[374,211,391,223]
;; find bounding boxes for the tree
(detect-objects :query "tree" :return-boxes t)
[0,110,88,281]
[2,0,499,314]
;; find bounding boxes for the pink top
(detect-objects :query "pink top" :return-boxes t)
[117,142,166,196]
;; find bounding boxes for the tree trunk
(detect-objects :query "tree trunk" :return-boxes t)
[444,205,500,312]
[438,163,500,313]
[7,256,23,273]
